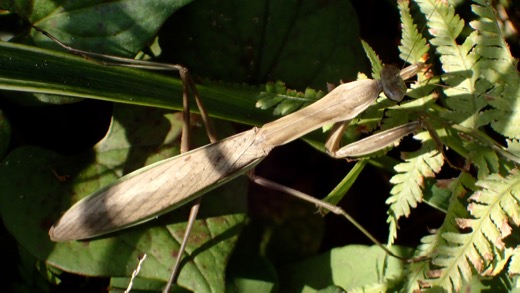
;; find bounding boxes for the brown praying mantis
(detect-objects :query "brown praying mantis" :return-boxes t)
[34,23,428,287]
[42,34,422,243]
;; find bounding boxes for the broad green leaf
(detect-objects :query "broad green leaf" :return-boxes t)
[278,245,413,292]
[2,0,193,57]
[161,0,366,90]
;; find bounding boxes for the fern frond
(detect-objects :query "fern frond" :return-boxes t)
[360,39,384,79]
[414,0,490,132]
[389,3,520,290]
[386,131,444,244]
[418,0,520,142]
[411,171,520,291]
[398,0,430,65]
[256,81,324,116]
[468,0,520,139]
[402,171,475,291]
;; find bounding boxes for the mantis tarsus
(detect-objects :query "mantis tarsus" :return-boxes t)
[35,19,424,289]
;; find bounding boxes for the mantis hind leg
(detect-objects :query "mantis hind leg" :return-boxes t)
[246,169,426,263]
[164,68,218,292]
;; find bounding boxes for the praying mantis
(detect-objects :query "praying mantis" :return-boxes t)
[41,31,422,243]
[34,24,426,288]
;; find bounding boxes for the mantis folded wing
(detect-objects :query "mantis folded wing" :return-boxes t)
[50,129,263,240]
[49,64,422,241]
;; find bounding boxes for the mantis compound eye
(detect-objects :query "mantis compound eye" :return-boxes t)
[381,64,407,102]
